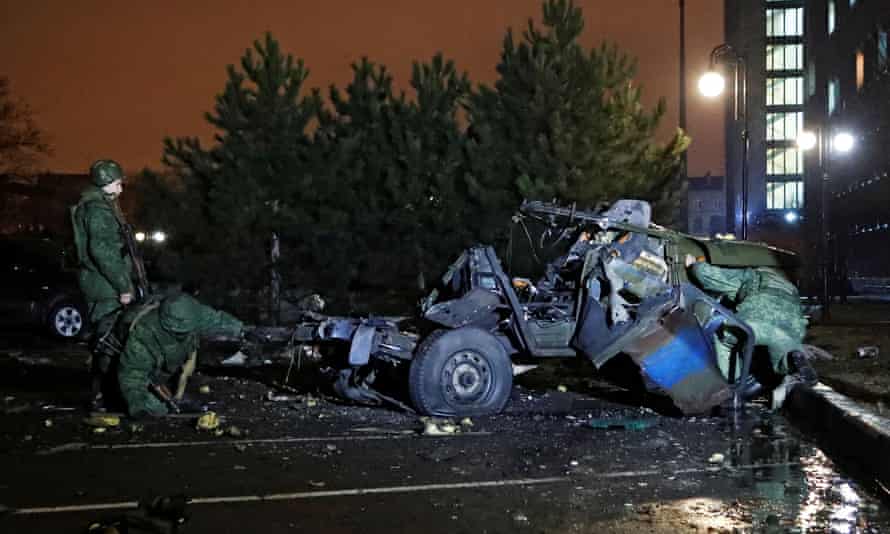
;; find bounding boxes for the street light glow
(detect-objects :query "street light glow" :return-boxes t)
[698,71,725,97]
[134,231,146,242]
[151,230,167,243]
[797,130,818,151]
[833,132,855,153]
[784,211,799,224]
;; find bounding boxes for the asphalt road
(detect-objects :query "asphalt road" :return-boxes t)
[1,336,890,533]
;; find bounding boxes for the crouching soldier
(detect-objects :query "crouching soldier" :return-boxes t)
[118,293,244,418]
[686,258,816,406]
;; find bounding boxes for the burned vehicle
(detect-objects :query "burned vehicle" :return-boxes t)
[286,200,799,417]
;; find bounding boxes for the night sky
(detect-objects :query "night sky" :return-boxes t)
[1,0,724,177]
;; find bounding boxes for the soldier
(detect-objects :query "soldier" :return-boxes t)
[70,159,142,408]
[686,257,816,403]
[117,293,244,418]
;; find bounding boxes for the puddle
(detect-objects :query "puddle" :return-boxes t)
[724,407,890,532]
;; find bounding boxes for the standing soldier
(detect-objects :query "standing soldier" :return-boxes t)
[70,159,145,409]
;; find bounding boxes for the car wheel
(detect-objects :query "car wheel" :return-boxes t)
[49,302,85,339]
[409,327,513,417]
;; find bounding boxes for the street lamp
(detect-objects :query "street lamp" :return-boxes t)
[699,44,749,240]
[796,128,856,320]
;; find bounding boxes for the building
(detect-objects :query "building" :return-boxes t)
[803,0,890,295]
[687,174,726,237]
[722,0,807,256]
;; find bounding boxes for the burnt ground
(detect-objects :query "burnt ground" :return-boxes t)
[806,301,890,414]
[1,333,890,533]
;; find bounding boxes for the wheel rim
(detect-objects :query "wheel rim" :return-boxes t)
[441,349,493,404]
[54,306,83,337]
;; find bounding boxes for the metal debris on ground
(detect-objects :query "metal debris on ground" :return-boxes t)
[305,396,318,408]
[226,426,243,437]
[83,414,121,428]
[708,452,725,464]
[557,385,568,392]
[265,391,300,402]
[43,419,53,428]
[857,345,880,359]
[459,417,473,427]
[199,385,211,394]
[587,418,656,431]
[420,417,460,436]
[195,411,220,431]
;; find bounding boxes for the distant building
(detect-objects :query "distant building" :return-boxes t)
[803,1,890,294]
[687,174,726,237]
[724,0,807,254]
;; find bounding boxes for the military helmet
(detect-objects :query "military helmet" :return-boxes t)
[90,159,124,187]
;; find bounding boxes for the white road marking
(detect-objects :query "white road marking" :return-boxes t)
[10,462,801,516]
[36,432,493,455]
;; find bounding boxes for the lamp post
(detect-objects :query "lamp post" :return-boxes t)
[699,44,749,240]
[797,129,855,321]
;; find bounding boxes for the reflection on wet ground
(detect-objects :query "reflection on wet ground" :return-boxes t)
[725,405,890,532]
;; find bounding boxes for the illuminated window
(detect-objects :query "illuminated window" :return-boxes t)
[766,181,805,210]
[766,44,803,71]
[850,0,857,6]
[767,8,804,37]
[856,50,865,90]
[767,147,803,175]
[767,112,803,142]
[828,78,840,114]
[828,1,836,35]
[766,77,804,106]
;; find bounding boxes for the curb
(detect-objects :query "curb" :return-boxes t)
[785,382,890,489]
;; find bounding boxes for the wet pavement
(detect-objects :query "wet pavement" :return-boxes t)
[1,334,890,532]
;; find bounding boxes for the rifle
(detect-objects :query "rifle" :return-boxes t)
[519,200,608,227]
[121,222,150,301]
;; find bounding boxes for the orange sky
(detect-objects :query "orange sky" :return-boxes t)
[1,0,724,176]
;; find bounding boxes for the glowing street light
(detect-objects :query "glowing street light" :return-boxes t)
[151,230,167,244]
[698,71,726,98]
[833,131,855,153]
[796,130,818,151]
[699,43,749,240]
[134,231,146,242]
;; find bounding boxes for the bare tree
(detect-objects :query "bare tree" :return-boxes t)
[0,77,51,175]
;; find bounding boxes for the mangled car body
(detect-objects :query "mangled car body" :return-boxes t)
[286,200,799,417]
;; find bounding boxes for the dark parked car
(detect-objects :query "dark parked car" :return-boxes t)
[0,237,88,339]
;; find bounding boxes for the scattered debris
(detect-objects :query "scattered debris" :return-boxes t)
[308,480,326,488]
[199,385,211,394]
[234,443,247,452]
[857,345,880,359]
[325,444,338,452]
[587,418,656,431]
[266,391,299,402]
[92,427,107,434]
[459,417,473,428]
[195,411,220,431]
[557,385,568,393]
[708,453,725,464]
[512,512,529,523]
[233,465,247,471]
[221,351,248,366]
[43,419,53,428]
[305,396,318,408]
[227,426,243,438]
[83,414,121,428]
[420,417,459,436]
[128,423,144,434]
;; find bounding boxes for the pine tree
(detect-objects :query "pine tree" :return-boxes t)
[465,0,689,224]
[138,33,321,305]
[0,77,52,175]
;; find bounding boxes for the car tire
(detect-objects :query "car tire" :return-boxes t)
[48,301,86,339]
[409,327,513,417]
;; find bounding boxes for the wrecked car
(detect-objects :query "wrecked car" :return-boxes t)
[283,200,800,417]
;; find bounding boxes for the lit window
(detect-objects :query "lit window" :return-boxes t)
[767,147,804,175]
[766,77,804,106]
[828,78,840,114]
[766,8,804,37]
[766,44,803,71]
[766,180,805,209]
[856,50,865,90]
[828,1,836,35]
[766,112,803,141]
[850,0,857,6]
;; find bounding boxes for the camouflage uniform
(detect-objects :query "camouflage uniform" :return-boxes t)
[118,294,243,417]
[690,262,806,379]
[71,185,137,384]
